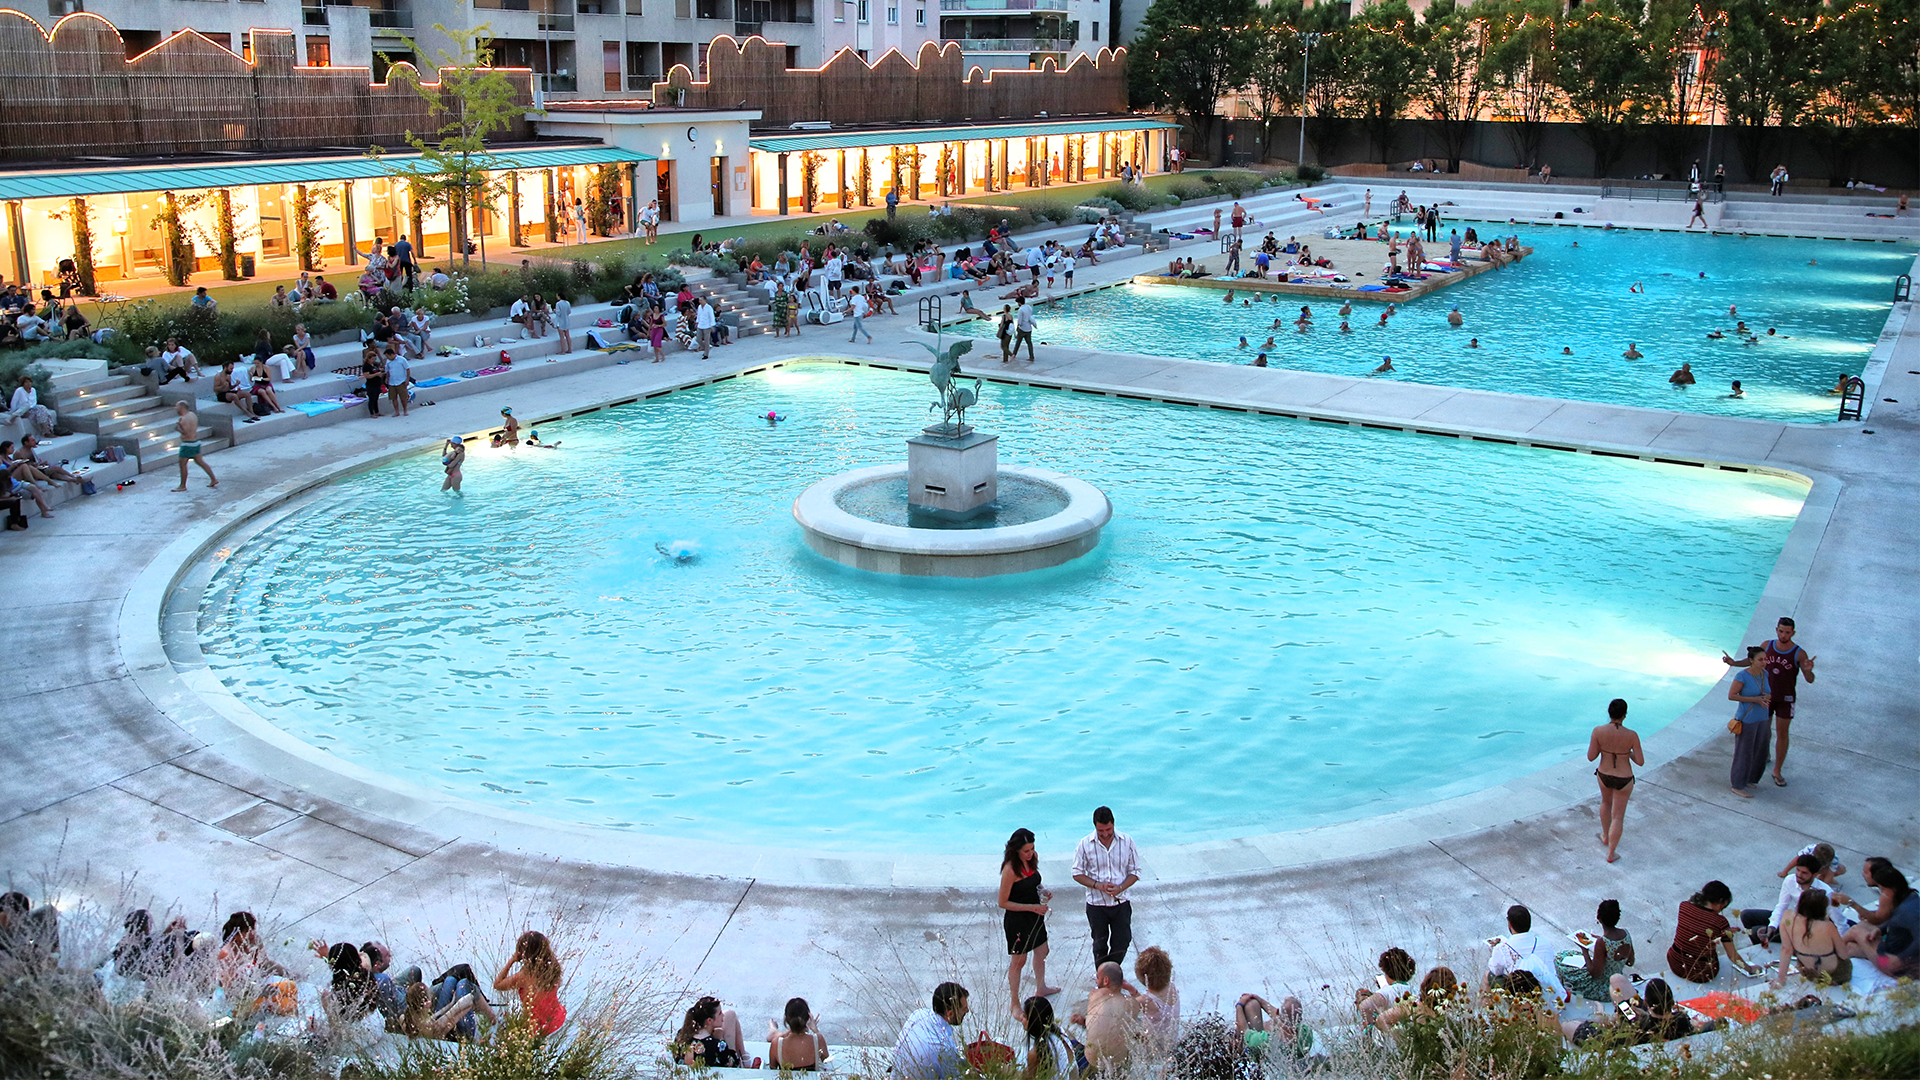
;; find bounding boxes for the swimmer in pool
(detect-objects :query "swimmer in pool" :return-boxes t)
[1562,347,1574,355]
[1623,343,1644,360]
[1828,373,1850,395]
[1467,337,1481,348]
[1447,306,1463,328]
[1728,304,1738,318]
[1270,318,1285,330]
[524,430,562,449]
[1223,291,1236,304]
[655,540,699,563]
[1339,301,1353,319]
[1298,305,1314,323]
[1629,282,1644,293]
[1239,336,1250,348]
[1767,328,1787,338]
[1374,356,1394,373]
[1707,331,1726,339]
[1252,353,1268,367]
[1728,381,1744,398]
[764,411,787,424]
[1377,309,1391,327]
[1670,362,1696,387]
[1261,335,1276,349]
[440,437,465,494]
[491,407,520,448]
[1339,320,1352,333]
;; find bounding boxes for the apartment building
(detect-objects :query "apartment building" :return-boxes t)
[8,0,938,100]
[937,0,1104,73]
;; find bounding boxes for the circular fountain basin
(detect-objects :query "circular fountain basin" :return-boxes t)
[793,464,1111,577]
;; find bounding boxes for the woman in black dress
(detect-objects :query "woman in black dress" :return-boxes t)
[999,828,1060,1019]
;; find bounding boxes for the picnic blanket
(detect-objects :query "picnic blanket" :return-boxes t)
[289,401,346,417]
[1679,992,1765,1024]
[458,365,512,379]
[413,376,460,388]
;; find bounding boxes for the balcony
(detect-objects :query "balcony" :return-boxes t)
[958,36,1071,50]
[539,73,578,92]
[303,5,327,24]
[368,8,412,27]
[940,0,1067,10]
[626,74,660,92]
[48,0,83,14]
[474,0,576,32]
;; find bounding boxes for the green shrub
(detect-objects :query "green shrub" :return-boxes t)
[1078,196,1125,213]
[1107,184,1159,212]
[1295,163,1327,182]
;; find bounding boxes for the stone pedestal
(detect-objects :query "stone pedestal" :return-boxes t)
[906,429,998,519]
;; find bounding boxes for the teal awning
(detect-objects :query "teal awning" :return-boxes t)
[0,145,653,201]
[749,117,1176,154]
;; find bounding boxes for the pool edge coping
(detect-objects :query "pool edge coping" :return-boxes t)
[122,356,1842,889]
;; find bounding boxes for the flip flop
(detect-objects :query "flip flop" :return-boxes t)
[1774,775,1788,787]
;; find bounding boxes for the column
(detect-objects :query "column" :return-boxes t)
[508,172,524,247]
[624,163,638,236]
[5,200,27,284]
[342,180,357,265]
[543,168,557,242]
[778,152,789,215]
[837,149,848,210]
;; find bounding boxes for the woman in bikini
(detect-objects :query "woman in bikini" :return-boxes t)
[1774,889,1851,987]
[767,997,829,1070]
[1588,698,1644,863]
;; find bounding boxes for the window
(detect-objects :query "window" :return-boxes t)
[203,32,232,51]
[1091,20,1098,40]
[914,5,924,23]
[785,44,799,66]
[305,38,331,66]
[886,5,896,21]
[241,38,253,63]
[833,0,842,21]
[603,41,621,90]
[857,0,867,20]
[698,41,709,77]
[676,0,691,17]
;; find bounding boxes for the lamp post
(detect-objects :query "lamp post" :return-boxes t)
[1297,31,1322,169]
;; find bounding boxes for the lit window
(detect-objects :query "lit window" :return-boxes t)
[305,38,331,66]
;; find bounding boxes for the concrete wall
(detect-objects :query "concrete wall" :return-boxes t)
[1197,117,1920,190]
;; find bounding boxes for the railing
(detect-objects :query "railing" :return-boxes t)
[539,73,578,92]
[735,18,761,35]
[48,0,83,14]
[957,37,1071,50]
[1599,179,1722,203]
[368,8,413,27]
[627,73,661,92]
[940,0,1067,9]
[302,4,327,23]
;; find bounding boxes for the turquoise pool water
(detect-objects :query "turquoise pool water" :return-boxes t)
[956,227,1910,422]
[198,365,1806,851]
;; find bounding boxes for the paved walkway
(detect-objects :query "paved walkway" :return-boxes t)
[3,222,1916,1047]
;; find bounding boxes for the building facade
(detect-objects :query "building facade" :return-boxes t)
[2,0,938,100]
[937,0,1105,74]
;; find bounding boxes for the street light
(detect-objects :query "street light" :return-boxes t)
[1297,31,1322,169]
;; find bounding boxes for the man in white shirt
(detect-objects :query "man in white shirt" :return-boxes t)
[694,297,716,359]
[1487,905,1567,1004]
[1071,806,1140,967]
[1745,853,1843,944]
[892,982,968,1080]
[16,312,48,343]
[846,289,872,344]
[1013,300,1036,362]
[825,253,844,297]
[1024,246,1043,283]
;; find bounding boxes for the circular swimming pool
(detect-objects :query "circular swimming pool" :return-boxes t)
[197,364,1806,851]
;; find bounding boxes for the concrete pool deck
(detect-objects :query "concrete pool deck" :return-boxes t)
[3,228,1917,1042]
[1132,235,1533,302]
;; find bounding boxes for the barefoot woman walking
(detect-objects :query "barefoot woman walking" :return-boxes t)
[999,828,1060,1018]
[1588,698,1643,863]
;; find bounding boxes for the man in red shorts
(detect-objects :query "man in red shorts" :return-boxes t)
[1722,617,1816,787]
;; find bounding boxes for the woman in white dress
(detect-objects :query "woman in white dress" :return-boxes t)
[5,374,56,437]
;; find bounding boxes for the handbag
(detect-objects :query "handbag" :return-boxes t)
[965,1030,1013,1069]
[1728,718,1743,735]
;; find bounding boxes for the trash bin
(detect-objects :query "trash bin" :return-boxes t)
[241,254,256,278]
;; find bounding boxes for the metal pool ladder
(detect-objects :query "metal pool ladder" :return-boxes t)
[1838,377,1866,422]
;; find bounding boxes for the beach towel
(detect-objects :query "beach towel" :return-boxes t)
[1678,992,1765,1024]
[459,365,512,379]
[413,376,460,388]
[289,401,346,417]
[1356,284,1387,292]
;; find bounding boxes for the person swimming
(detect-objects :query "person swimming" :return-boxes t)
[1238,336,1249,348]
[1728,381,1744,398]
[1252,352,1268,367]
[1562,346,1574,355]
[1374,356,1394,373]
[1828,373,1851,395]
[1339,320,1352,333]
[1623,343,1644,360]
[656,539,700,563]
[764,411,787,423]
[1467,337,1480,348]
[1707,331,1726,339]
[1447,305,1463,328]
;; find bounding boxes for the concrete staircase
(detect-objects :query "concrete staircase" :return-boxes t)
[1715,196,1919,243]
[712,274,778,337]
[53,367,229,475]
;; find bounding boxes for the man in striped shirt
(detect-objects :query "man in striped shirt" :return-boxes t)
[1072,806,1140,967]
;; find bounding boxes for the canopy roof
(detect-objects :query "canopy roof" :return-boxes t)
[748,117,1175,154]
[0,144,651,200]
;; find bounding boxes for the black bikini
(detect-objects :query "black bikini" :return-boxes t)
[1596,747,1635,789]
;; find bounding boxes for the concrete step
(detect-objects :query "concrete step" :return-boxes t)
[65,395,164,435]
[56,381,147,412]
[138,436,231,473]
[108,409,191,445]
[53,372,137,405]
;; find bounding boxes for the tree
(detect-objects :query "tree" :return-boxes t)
[49,198,98,296]
[1804,0,1889,184]
[1550,0,1647,178]
[1242,1,1306,164]
[1714,0,1818,180]
[1347,0,1423,163]
[1301,6,1352,166]
[1877,0,1920,137]
[1639,0,1713,181]
[1481,0,1560,171]
[1416,0,1492,172]
[374,25,533,266]
[1127,0,1261,163]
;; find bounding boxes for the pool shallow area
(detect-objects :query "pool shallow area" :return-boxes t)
[956,227,1909,422]
[197,364,1807,852]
